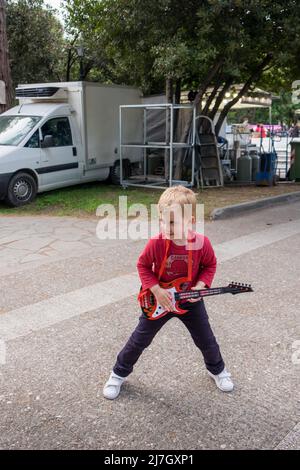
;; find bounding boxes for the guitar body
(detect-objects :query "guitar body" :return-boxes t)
[138,280,253,321]
[139,277,192,320]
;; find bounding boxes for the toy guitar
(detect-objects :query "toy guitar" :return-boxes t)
[138,278,253,320]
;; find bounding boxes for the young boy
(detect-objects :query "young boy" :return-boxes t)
[103,186,233,399]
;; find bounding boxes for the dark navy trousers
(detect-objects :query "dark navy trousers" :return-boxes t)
[113,300,225,377]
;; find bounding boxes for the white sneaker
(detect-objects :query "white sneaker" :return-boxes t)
[207,368,234,392]
[103,372,125,400]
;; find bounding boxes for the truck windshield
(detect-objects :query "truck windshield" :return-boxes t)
[0,116,41,146]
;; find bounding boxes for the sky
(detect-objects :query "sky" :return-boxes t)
[46,0,65,22]
[46,0,63,10]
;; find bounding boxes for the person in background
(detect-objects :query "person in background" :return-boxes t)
[255,123,266,138]
[286,147,296,180]
[242,117,250,132]
[289,121,300,138]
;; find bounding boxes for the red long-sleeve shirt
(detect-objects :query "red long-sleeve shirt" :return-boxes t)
[137,231,217,290]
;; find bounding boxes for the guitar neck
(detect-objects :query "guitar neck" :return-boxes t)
[175,287,226,301]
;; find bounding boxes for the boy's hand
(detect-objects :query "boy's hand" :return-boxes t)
[187,281,206,303]
[151,284,173,312]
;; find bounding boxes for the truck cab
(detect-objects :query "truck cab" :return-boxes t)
[0,99,83,206]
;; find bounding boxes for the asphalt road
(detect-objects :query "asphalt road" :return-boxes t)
[0,201,299,450]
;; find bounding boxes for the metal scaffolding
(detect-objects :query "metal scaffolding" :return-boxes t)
[119,103,196,189]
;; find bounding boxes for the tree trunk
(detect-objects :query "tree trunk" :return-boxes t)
[199,75,224,133]
[165,78,173,180]
[173,78,181,133]
[209,78,233,122]
[173,79,184,180]
[215,54,273,136]
[202,76,222,117]
[174,57,223,180]
[172,56,224,181]
[166,77,173,103]
[66,48,73,81]
[65,34,79,82]
[193,55,224,112]
[82,60,94,80]
[207,77,234,133]
[172,58,223,181]
[174,78,181,105]
[0,0,13,113]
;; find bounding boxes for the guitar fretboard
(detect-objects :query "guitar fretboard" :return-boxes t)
[175,287,225,300]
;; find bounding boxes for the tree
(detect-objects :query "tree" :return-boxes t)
[65,0,300,178]
[65,0,300,115]
[0,0,13,112]
[63,0,119,83]
[228,91,299,128]
[6,0,65,87]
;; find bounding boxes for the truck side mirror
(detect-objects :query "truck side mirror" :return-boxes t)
[41,135,54,148]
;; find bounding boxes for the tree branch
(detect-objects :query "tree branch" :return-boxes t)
[209,77,234,122]
[193,55,224,110]
[215,53,273,135]
[202,74,223,116]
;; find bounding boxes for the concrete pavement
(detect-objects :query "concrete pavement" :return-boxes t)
[0,202,299,449]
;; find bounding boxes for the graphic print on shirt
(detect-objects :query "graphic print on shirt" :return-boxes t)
[165,254,193,277]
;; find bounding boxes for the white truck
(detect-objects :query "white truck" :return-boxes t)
[0,81,142,206]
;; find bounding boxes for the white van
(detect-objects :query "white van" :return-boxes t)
[0,82,142,206]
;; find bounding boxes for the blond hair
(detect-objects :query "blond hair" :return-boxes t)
[158,185,197,219]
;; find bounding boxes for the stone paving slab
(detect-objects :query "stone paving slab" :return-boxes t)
[275,423,300,450]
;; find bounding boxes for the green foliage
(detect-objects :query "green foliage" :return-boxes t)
[7,0,65,86]
[228,91,299,126]
[64,0,300,96]
[7,0,300,126]
[64,0,204,93]
[272,91,299,125]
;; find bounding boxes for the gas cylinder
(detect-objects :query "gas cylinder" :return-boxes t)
[237,151,252,182]
[250,150,260,181]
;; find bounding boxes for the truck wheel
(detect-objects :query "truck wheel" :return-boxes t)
[109,160,130,185]
[5,172,37,207]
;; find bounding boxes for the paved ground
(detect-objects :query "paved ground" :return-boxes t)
[0,202,299,450]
